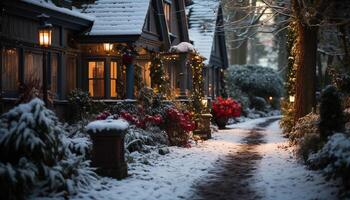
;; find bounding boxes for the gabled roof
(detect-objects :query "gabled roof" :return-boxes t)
[81,0,151,36]
[187,0,220,64]
[21,0,94,21]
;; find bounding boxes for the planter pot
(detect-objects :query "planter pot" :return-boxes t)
[193,113,212,140]
[166,126,189,146]
[215,117,228,129]
[86,120,129,180]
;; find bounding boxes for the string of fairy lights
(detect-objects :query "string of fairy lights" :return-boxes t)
[152,52,207,117]
[189,54,206,116]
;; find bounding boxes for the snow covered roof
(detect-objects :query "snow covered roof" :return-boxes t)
[22,0,94,21]
[81,0,151,36]
[188,0,220,64]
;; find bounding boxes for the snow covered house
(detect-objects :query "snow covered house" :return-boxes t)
[0,0,94,116]
[0,0,228,118]
[78,0,191,100]
[187,0,229,98]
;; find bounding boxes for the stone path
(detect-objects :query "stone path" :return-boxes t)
[190,118,279,200]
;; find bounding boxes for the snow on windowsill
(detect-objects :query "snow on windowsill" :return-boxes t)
[86,119,129,133]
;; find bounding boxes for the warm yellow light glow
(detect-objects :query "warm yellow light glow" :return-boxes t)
[289,95,295,103]
[201,99,208,107]
[269,96,273,101]
[38,28,52,47]
[103,43,113,52]
[110,61,118,97]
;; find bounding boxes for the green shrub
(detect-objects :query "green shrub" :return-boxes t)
[68,89,94,121]
[289,112,319,144]
[297,133,323,162]
[0,98,96,199]
[308,133,350,195]
[226,65,283,98]
[250,96,268,111]
[319,85,345,140]
[279,100,295,136]
[226,65,283,112]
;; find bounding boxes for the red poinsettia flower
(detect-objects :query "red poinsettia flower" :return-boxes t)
[212,97,241,119]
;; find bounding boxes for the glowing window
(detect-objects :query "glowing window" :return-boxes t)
[110,61,118,98]
[164,2,171,32]
[88,61,105,97]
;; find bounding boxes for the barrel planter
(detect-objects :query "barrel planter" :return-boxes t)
[86,119,129,180]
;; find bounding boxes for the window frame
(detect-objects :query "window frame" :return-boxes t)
[110,60,118,98]
[88,60,106,98]
[163,1,172,32]
[50,52,58,99]
[66,56,77,97]
[1,46,19,97]
[24,50,43,87]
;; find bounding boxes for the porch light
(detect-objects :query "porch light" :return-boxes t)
[103,43,113,52]
[37,14,52,47]
[289,95,295,103]
[268,96,273,101]
[201,99,208,107]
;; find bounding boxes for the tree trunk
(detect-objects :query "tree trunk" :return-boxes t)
[227,0,248,65]
[294,22,318,121]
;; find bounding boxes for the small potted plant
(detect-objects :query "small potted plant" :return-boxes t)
[212,97,241,129]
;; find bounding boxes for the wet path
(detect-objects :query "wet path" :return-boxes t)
[190,118,279,200]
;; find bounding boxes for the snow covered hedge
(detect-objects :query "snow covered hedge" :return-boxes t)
[226,64,283,97]
[0,98,96,199]
[226,65,283,112]
[308,133,350,188]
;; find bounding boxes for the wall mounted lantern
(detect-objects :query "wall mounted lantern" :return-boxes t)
[38,14,52,48]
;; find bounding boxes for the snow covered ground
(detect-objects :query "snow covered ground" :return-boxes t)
[66,116,339,200]
[70,117,271,200]
[251,120,340,200]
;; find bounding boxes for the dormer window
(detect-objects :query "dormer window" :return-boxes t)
[163,1,171,32]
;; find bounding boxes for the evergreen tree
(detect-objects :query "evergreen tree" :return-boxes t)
[319,85,345,140]
[0,98,96,199]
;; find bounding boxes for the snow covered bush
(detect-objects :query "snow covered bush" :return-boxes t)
[297,133,323,162]
[0,98,96,199]
[68,89,105,121]
[137,87,173,116]
[319,85,345,140]
[308,133,350,190]
[250,96,268,111]
[280,100,295,135]
[226,64,283,98]
[110,101,138,115]
[124,126,168,153]
[226,84,250,111]
[328,66,350,95]
[289,112,320,144]
[226,64,283,112]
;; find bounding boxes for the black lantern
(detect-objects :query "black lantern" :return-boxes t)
[37,14,53,47]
